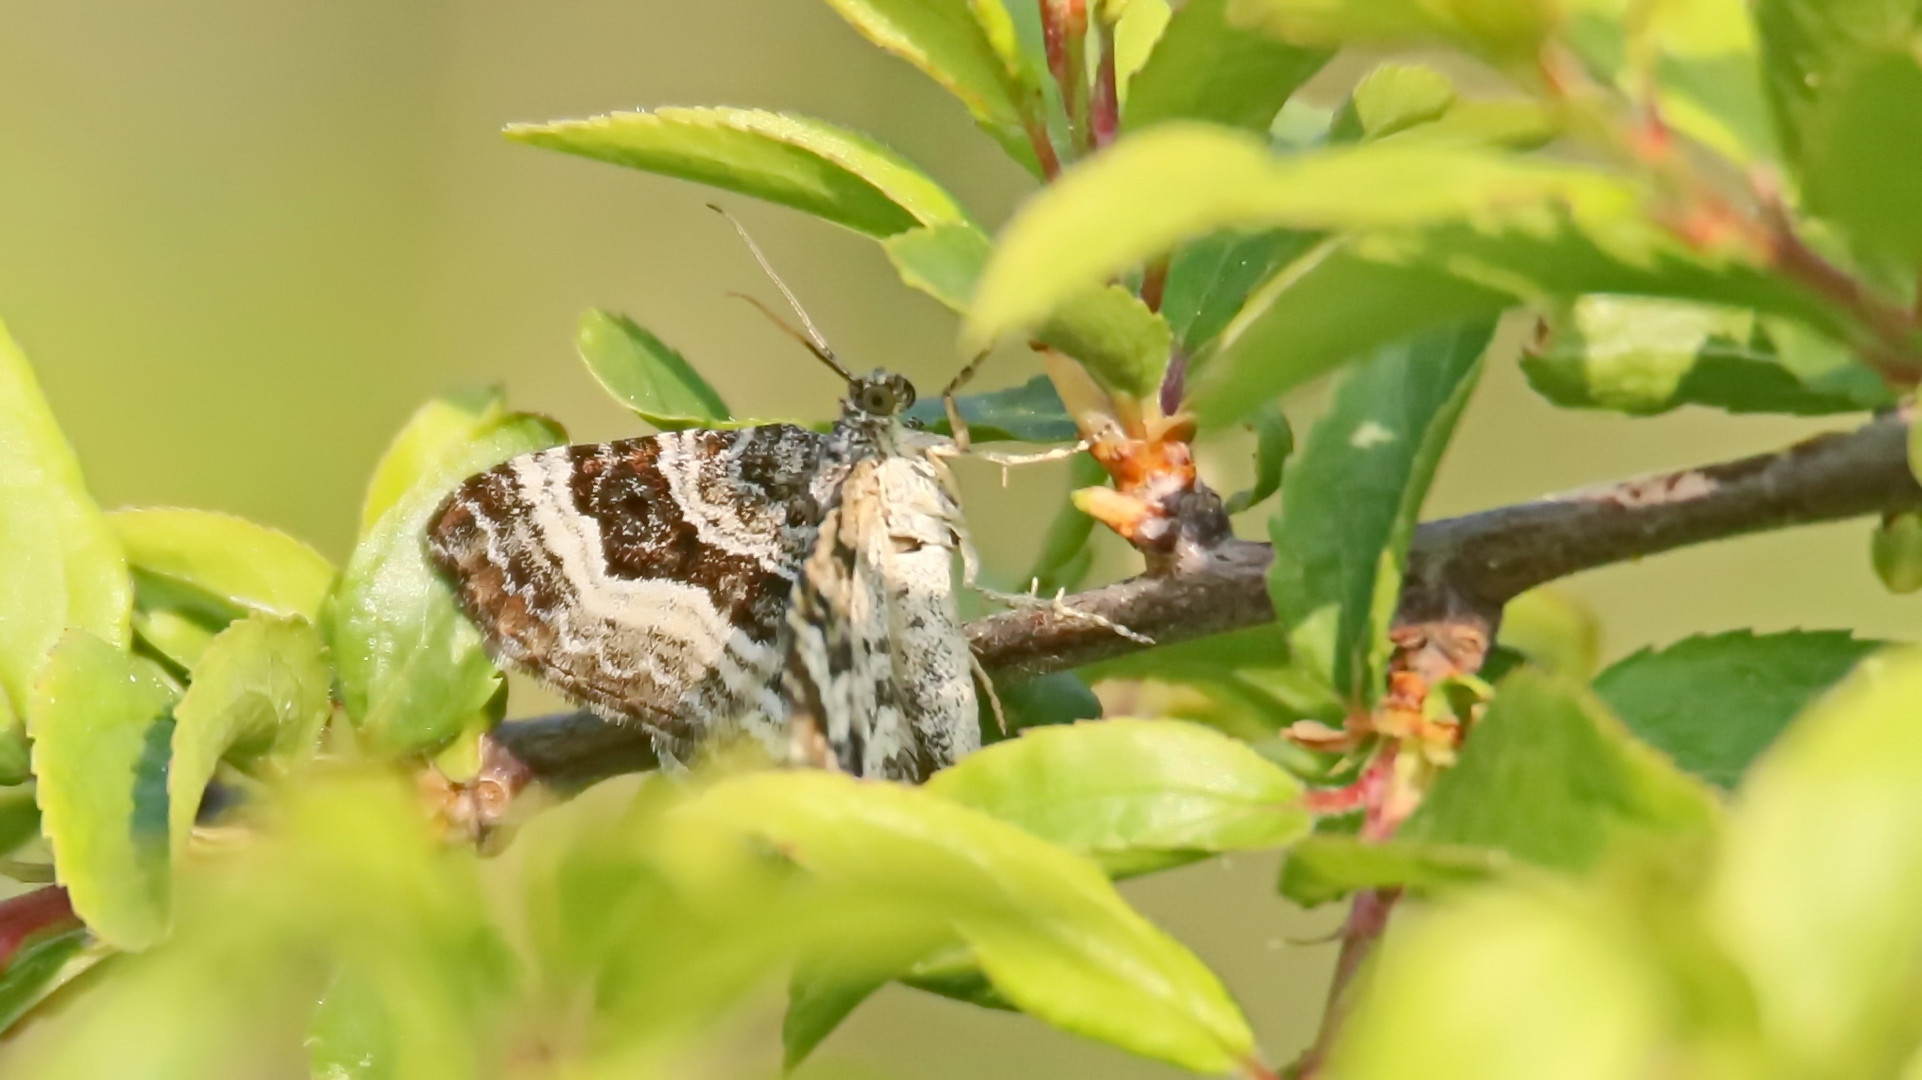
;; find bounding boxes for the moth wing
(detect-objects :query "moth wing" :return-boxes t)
[427,424,827,749]
[875,453,979,773]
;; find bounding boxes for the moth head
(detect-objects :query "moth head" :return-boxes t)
[849,370,917,417]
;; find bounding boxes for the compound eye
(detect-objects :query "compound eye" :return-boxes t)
[891,375,917,409]
[858,384,893,413]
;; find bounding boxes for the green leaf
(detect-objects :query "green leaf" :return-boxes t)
[1330,62,1459,141]
[1192,241,1511,426]
[1025,455,1107,595]
[1873,511,1922,593]
[0,691,29,787]
[902,375,1078,443]
[983,672,1104,744]
[1222,404,1292,515]
[970,127,1630,348]
[1708,647,1922,1074]
[1267,322,1490,705]
[1123,0,1330,132]
[507,107,968,236]
[327,404,564,754]
[108,509,336,624]
[676,770,1255,1075]
[168,615,331,862]
[0,927,98,1036]
[577,309,731,430]
[1593,630,1882,790]
[784,928,953,1070]
[1329,886,1669,1080]
[358,387,509,538]
[1522,296,1881,415]
[1804,47,1922,265]
[1278,835,1504,908]
[1226,0,1555,66]
[1496,587,1601,680]
[1754,0,1922,168]
[0,318,131,722]
[1404,670,1721,871]
[1078,624,1347,736]
[1159,229,1316,353]
[928,718,1311,878]
[308,967,400,1080]
[888,223,1172,399]
[0,783,44,859]
[819,0,1041,173]
[30,631,176,950]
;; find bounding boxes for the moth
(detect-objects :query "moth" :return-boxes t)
[426,214,1014,782]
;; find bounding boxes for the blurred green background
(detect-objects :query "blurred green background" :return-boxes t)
[1,1,1911,1074]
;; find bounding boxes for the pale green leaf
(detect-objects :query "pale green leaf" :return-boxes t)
[1268,322,1490,705]
[1124,0,1329,132]
[1278,835,1504,907]
[328,407,564,754]
[358,387,507,538]
[508,107,968,236]
[1873,511,1922,593]
[675,770,1255,1074]
[1595,630,1883,789]
[167,615,332,863]
[1710,647,1922,1073]
[108,508,336,623]
[0,319,131,720]
[1330,62,1458,141]
[30,631,176,950]
[927,718,1310,876]
[577,309,731,430]
[1496,586,1601,680]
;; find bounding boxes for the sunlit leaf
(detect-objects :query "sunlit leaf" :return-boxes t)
[508,107,969,236]
[1331,886,1669,1080]
[1595,630,1882,789]
[577,309,731,430]
[167,615,331,863]
[108,508,336,624]
[1873,511,1922,594]
[328,402,564,754]
[1268,322,1490,705]
[358,387,508,538]
[676,770,1256,1074]
[1123,0,1329,132]
[1710,648,1922,1073]
[1330,62,1457,141]
[30,631,176,950]
[1804,47,1922,265]
[0,319,131,721]
[928,718,1311,877]
[1278,835,1503,907]
[1497,587,1601,681]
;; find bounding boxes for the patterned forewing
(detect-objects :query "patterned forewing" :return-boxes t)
[427,425,825,750]
[875,449,979,770]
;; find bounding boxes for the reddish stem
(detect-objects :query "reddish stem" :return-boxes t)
[1140,254,1170,314]
[0,886,79,969]
[1292,887,1402,1079]
[1091,18,1120,149]
[1042,0,1090,157]
[1024,115,1063,180]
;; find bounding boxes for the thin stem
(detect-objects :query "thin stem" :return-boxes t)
[1292,887,1402,1079]
[1042,0,1090,158]
[1140,254,1170,313]
[1091,17,1120,150]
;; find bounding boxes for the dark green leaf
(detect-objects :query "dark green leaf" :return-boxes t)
[0,927,97,1036]
[676,770,1256,1074]
[1755,0,1922,168]
[508,107,968,236]
[0,691,29,787]
[30,631,176,950]
[1522,296,1880,416]
[902,375,1077,442]
[981,671,1103,745]
[1403,670,1721,872]
[1223,404,1292,515]
[927,718,1310,878]
[818,0,1042,173]
[1804,47,1922,265]
[1594,630,1882,789]
[1160,229,1315,353]
[0,319,131,723]
[1709,647,1922,1073]
[0,784,41,858]
[1268,322,1490,706]
[577,309,731,430]
[327,399,564,754]
[1124,0,1330,133]
[1278,836,1504,907]
[168,616,331,860]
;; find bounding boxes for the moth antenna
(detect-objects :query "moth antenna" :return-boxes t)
[708,204,853,382]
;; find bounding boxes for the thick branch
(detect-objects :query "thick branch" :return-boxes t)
[489,412,1922,791]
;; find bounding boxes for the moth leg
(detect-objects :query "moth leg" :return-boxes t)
[954,522,1154,645]
[940,348,997,453]
[968,648,1010,737]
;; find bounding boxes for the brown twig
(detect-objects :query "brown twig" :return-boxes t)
[487,410,1922,794]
